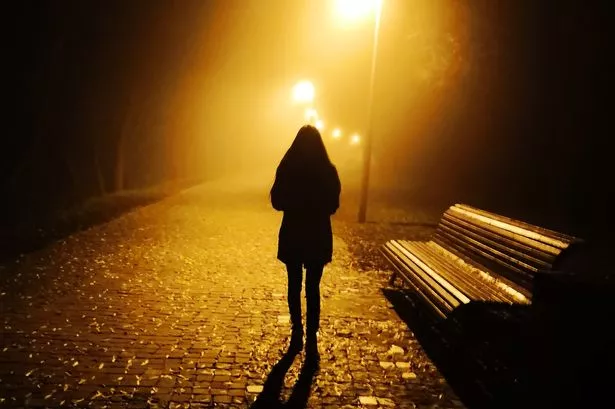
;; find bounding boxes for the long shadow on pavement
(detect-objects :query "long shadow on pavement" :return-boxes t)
[382,288,531,409]
[383,286,615,409]
[249,347,319,409]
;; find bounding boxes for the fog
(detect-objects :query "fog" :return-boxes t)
[188,0,473,185]
[3,0,611,241]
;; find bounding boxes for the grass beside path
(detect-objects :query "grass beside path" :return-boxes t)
[0,180,198,263]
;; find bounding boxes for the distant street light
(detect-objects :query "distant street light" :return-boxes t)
[315,119,324,130]
[336,0,383,223]
[292,80,315,104]
[332,128,342,139]
[350,134,361,145]
[304,108,318,123]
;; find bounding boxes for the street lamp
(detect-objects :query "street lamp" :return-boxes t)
[336,0,383,223]
[304,108,318,123]
[292,80,315,104]
[335,0,378,20]
[332,128,342,139]
[350,134,361,145]
[315,119,324,130]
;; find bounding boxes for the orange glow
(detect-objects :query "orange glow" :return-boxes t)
[292,80,315,104]
[335,0,381,20]
[304,108,318,123]
[167,0,467,183]
[315,119,324,130]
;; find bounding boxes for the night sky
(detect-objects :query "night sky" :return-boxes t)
[3,0,612,242]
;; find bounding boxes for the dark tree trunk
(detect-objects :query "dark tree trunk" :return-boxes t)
[115,93,138,192]
[95,151,106,196]
[114,131,126,192]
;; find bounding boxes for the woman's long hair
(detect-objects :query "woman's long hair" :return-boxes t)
[270,125,339,212]
[277,125,333,174]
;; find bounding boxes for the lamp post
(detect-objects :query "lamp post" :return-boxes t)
[336,0,382,222]
[357,0,382,223]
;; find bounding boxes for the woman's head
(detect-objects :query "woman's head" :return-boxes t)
[271,125,339,207]
[279,125,332,171]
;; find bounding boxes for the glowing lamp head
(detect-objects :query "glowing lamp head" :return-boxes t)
[292,80,315,104]
[304,108,318,123]
[335,0,381,20]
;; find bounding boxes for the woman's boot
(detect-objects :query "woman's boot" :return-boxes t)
[289,325,304,353]
[305,330,319,362]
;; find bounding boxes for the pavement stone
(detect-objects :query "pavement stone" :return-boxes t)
[0,182,463,408]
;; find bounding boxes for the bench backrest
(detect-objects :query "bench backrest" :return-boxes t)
[432,204,582,297]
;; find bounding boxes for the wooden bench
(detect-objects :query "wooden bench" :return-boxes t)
[380,204,583,319]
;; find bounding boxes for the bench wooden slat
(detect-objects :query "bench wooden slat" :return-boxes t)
[443,210,563,257]
[381,250,451,319]
[440,213,557,267]
[433,232,534,295]
[393,241,470,305]
[404,241,521,304]
[381,203,582,319]
[381,243,456,318]
[401,241,500,302]
[435,226,537,277]
[403,241,493,302]
[437,222,543,274]
[389,241,468,307]
[454,204,578,243]
[451,204,579,249]
[423,240,531,304]
[439,219,551,279]
[384,242,458,311]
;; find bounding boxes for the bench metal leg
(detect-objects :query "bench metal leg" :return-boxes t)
[389,271,398,286]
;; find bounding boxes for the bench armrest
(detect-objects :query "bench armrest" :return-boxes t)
[533,270,615,311]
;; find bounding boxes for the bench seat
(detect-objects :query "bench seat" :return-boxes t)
[381,204,582,319]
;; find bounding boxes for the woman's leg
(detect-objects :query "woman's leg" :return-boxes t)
[286,263,303,340]
[305,263,324,354]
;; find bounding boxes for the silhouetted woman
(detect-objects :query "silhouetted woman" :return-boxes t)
[270,125,341,358]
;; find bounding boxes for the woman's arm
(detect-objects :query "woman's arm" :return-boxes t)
[270,170,286,211]
[327,166,341,215]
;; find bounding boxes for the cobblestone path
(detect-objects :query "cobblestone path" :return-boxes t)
[1,180,463,408]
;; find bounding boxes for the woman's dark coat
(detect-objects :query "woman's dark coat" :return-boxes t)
[271,165,341,265]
